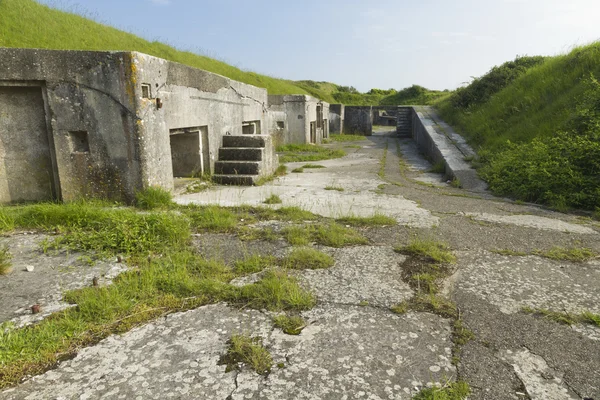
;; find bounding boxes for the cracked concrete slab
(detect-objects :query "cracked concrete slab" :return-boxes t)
[454,251,600,317]
[462,212,597,234]
[0,233,127,327]
[2,303,455,400]
[294,246,413,308]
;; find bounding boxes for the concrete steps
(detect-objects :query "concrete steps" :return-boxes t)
[213,135,269,186]
[397,107,412,136]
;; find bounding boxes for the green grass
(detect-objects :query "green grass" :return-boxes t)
[395,238,456,264]
[522,307,600,327]
[378,142,388,178]
[272,314,306,335]
[282,247,334,270]
[255,165,287,186]
[0,0,315,97]
[336,213,396,227]
[534,246,597,262]
[428,161,446,174]
[277,144,346,163]
[436,43,600,210]
[324,186,344,191]
[263,194,283,204]
[302,164,326,169]
[413,381,470,400]
[282,223,368,247]
[291,168,304,173]
[134,186,173,210]
[328,134,367,142]
[183,205,241,233]
[219,334,272,375]
[0,246,12,275]
[0,201,320,387]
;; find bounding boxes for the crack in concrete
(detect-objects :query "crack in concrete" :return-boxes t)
[225,370,239,400]
[228,85,268,112]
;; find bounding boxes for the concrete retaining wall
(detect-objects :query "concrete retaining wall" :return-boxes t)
[411,106,486,191]
[343,106,372,135]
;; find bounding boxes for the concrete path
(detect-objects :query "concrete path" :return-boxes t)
[2,129,600,399]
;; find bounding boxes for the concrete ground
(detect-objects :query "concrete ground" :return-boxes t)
[2,128,600,399]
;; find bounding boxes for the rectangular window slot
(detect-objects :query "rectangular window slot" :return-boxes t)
[242,120,261,135]
[69,131,90,153]
[276,121,285,129]
[141,84,151,99]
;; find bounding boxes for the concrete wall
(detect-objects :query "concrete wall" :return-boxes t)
[0,48,142,203]
[329,104,344,134]
[344,106,373,135]
[0,48,272,203]
[267,95,329,145]
[372,106,398,126]
[133,52,268,190]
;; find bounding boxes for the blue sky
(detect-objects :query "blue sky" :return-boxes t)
[40,0,600,92]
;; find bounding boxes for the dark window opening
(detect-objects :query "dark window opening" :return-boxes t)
[69,131,90,153]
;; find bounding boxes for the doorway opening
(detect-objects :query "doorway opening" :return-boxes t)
[169,126,210,178]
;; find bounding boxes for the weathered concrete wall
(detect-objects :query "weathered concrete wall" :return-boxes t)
[0,48,274,203]
[133,53,269,189]
[344,106,373,136]
[372,106,398,126]
[267,95,328,145]
[0,48,142,203]
[329,104,344,134]
[411,106,486,191]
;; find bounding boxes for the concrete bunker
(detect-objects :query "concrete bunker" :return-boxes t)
[267,95,329,145]
[0,48,280,203]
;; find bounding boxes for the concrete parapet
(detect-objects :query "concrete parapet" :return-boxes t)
[411,106,486,191]
[329,104,345,134]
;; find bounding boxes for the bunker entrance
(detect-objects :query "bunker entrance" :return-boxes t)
[0,85,55,203]
[169,126,210,177]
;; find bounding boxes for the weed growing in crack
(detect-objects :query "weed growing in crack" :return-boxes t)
[522,307,600,327]
[282,247,334,270]
[534,246,597,262]
[0,246,12,275]
[336,213,396,227]
[395,238,456,264]
[324,186,344,191]
[302,164,325,169]
[237,226,279,242]
[292,167,304,173]
[277,144,345,163]
[263,194,283,204]
[273,314,306,335]
[413,380,470,400]
[233,254,277,275]
[427,160,446,174]
[219,334,272,375]
[378,142,388,178]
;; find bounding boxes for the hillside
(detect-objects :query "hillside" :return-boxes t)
[0,0,311,96]
[436,44,600,211]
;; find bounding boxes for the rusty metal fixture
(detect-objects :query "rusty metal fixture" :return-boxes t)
[31,304,41,314]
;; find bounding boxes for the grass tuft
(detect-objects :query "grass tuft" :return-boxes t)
[413,380,471,400]
[0,246,12,275]
[277,144,345,163]
[522,307,600,327]
[233,254,277,275]
[302,164,326,169]
[282,247,334,270]
[395,238,456,264]
[263,194,283,204]
[324,186,344,191]
[272,314,306,335]
[135,186,173,210]
[336,213,396,227]
[328,134,367,142]
[219,334,272,375]
[291,168,304,173]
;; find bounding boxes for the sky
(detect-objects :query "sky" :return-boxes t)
[39,0,600,92]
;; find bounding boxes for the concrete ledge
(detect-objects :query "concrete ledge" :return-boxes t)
[411,106,487,192]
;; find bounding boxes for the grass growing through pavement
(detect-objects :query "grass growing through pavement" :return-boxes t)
[328,134,367,142]
[395,238,457,264]
[282,223,368,247]
[272,314,306,335]
[413,381,471,400]
[219,334,272,375]
[0,246,12,275]
[0,201,319,388]
[336,214,396,227]
[263,194,283,204]
[491,246,597,262]
[282,247,334,270]
[324,186,344,191]
[277,144,346,163]
[521,307,600,327]
[292,168,304,173]
[303,164,325,169]
[134,186,173,210]
[255,165,287,186]
[378,142,388,178]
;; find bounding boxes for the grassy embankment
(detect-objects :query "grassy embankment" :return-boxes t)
[436,44,600,213]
